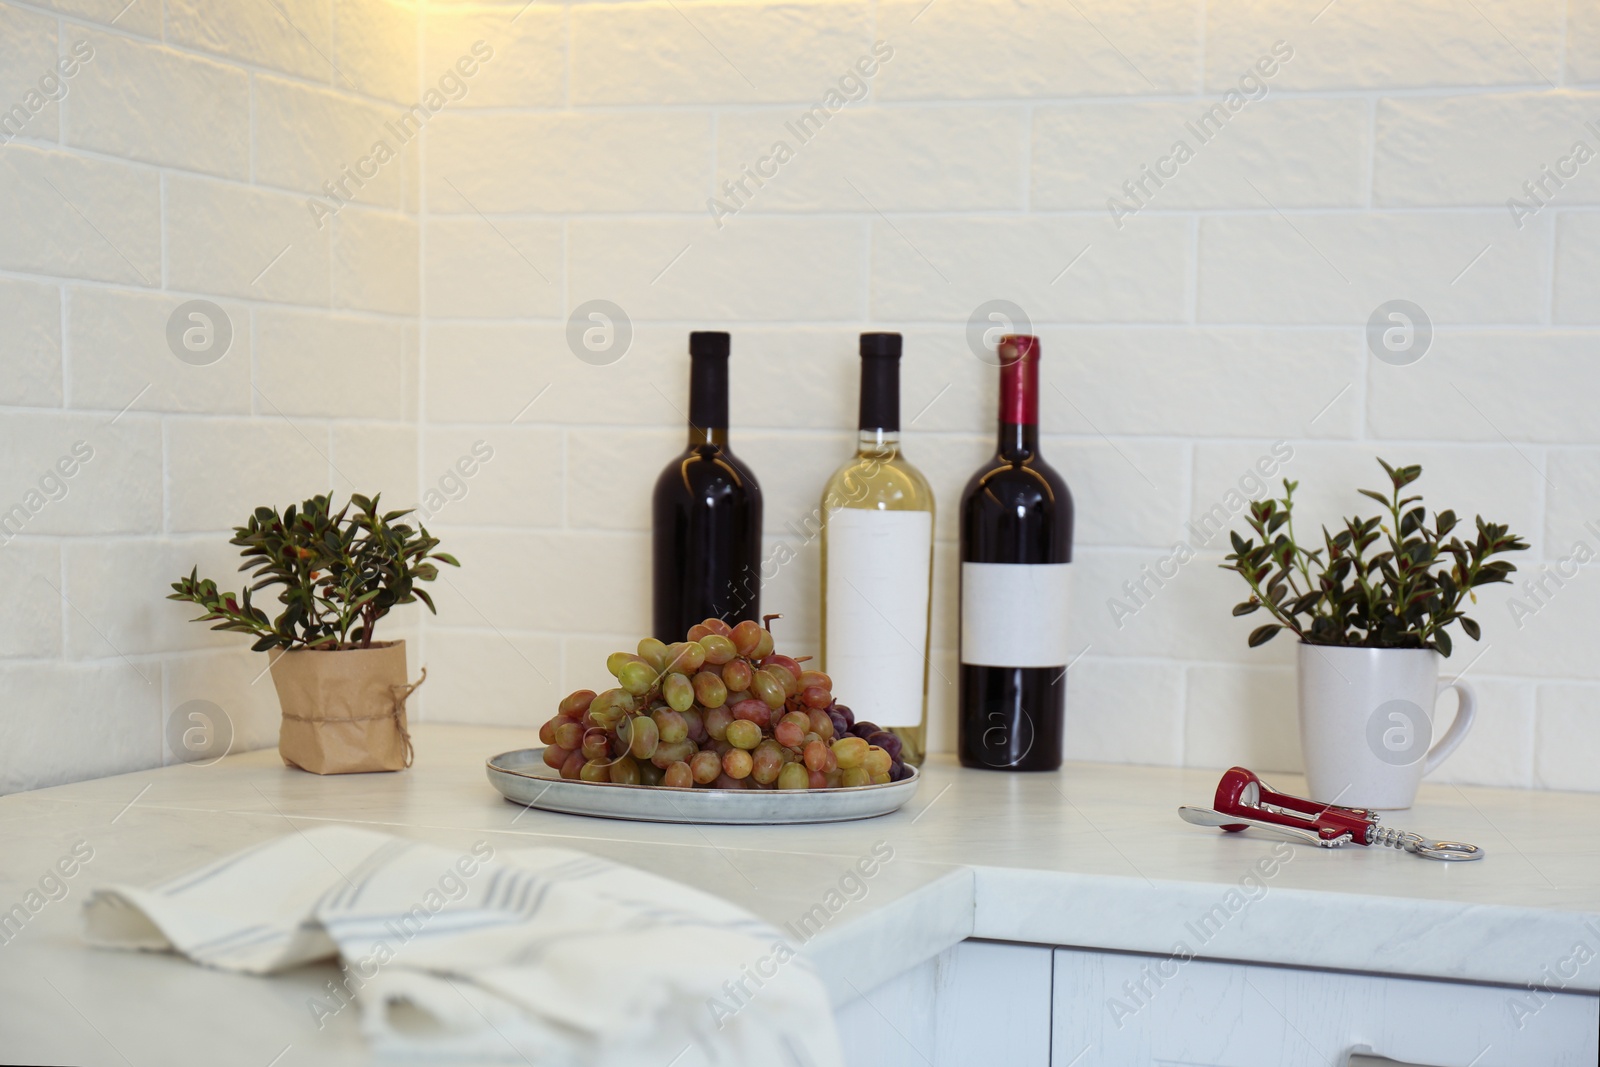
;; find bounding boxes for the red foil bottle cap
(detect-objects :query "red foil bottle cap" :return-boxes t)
[998,334,1040,425]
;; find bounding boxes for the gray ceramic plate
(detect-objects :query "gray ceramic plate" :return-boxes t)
[486,747,920,824]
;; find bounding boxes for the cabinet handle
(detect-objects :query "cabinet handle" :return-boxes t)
[1346,1052,1443,1067]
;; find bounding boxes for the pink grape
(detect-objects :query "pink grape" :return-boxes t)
[731,699,771,729]
[731,620,763,657]
[690,750,722,784]
[704,705,733,741]
[722,749,753,779]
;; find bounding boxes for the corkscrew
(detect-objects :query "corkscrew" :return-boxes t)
[1178,767,1483,861]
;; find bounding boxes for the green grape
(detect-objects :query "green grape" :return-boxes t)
[539,717,559,745]
[663,673,695,712]
[777,762,809,790]
[722,749,753,779]
[699,634,737,665]
[692,671,728,708]
[803,740,830,772]
[721,659,753,692]
[609,755,641,785]
[832,736,868,769]
[588,688,635,725]
[554,721,583,751]
[765,664,798,697]
[626,714,660,760]
[667,641,707,674]
[752,628,774,660]
[542,745,570,769]
[652,739,696,769]
[751,670,785,710]
[607,651,642,678]
[807,708,834,740]
[690,750,722,784]
[725,719,761,750]
[637,637,670,672]
[868,770,891,785]
[560,750,585,779]
[663,761,694,788]
[731,620,763,657]
[558,690,596,717]
[653,708,688,744]
[862,745,892,777]
[618,660,657,696]
[839,766,869,788]
[687,623,712,642]
[579,759,610,782]
[638,760,665,786]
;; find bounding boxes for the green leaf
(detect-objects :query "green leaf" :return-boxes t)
[1357,488,1391,507]
[1232,601,1261,616]
[1459,616,1481,641]
[1248,624,1283,648]
[1434,628,1453,657]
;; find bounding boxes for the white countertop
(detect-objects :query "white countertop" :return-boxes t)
[2,724,1596,1065]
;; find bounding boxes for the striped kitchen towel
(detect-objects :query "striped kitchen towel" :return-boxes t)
[82,825,842,1067]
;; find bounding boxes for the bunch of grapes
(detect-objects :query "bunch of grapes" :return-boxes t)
[536,617,912,790]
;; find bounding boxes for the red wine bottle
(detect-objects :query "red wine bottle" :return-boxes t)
[957,335,1074,771]
[651,332,763,641]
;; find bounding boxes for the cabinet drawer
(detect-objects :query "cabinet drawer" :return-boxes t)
[1052,947,1598,1067]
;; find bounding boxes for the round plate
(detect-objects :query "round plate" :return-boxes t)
[486,748,920,825]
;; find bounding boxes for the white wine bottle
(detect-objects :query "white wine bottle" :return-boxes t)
[819,333,935,765]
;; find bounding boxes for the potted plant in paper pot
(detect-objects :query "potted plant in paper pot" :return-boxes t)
[1221,460,1527,809]
[169,493,458,774]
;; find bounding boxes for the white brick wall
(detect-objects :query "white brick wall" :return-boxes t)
[3,0,1599,796]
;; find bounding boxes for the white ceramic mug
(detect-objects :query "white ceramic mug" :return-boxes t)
[1296,644,1476,810]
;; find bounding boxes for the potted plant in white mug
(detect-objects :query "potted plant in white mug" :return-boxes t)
[168,493,457,774]
[1221,460,1527,809]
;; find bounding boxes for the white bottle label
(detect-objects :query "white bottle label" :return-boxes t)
[824,508,933,729]
[960,562,1072,668]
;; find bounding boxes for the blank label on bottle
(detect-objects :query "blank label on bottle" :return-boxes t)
[825,508,933,729]
[960,562,1071,668]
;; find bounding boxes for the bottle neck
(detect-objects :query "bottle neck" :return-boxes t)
[996,342,1039,461]
[858,351,900,436]
[997,422,1038,461]
[856,428,901,458]
[689,426,729,448]
[688,351,729,447]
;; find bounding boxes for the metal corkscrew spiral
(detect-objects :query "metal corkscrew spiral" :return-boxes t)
[1365,823,1423,852]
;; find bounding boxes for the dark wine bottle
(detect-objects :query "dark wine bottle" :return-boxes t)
[651,332,764,642]
[957,335,1074,771]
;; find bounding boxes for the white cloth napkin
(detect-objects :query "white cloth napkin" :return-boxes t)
[82,826,843,1066]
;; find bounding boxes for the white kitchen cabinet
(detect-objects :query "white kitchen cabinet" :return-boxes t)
[1051,947,1599,1067]
[841,941,1600,1067]
[838,940,1053,1067]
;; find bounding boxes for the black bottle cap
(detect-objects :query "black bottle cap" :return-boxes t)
[688,332,730,430]
[689,331,730,359]
[858,332,901,432]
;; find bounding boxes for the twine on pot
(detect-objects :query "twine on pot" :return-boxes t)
[389,666,427,769]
